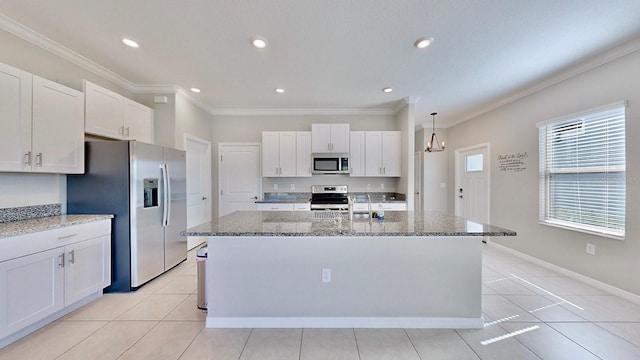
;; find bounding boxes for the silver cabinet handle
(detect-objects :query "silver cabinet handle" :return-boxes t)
[58,253,65,268]
[24,151,32,166]
[125,127,130,137]
[68,250,75,264]
[58,234,77,240]
[119,125,125,135]
[35,153,43,167]
[383,167,386,175]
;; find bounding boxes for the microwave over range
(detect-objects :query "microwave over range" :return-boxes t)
[312,155,349,175]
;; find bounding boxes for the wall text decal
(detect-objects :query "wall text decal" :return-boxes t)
[498,152,528,172]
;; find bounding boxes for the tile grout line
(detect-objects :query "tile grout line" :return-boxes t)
[402,328,423,360]
[352,328,362,360]
[237,328,254,360]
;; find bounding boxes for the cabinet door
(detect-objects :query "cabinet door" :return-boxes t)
[365,131,383,176]
[311,124,331,153]
[349,131,365,176]
[330,124,350,153]
[278,132,297,177]
[124,98,154,144]
[262,132,280,177]
[84,80,124,139]
[64,235,111,306]
[0,248,64,338]
[0,63,32,172]
[32,76,85,174]
[296,132,312,177]
[382,131,402,177]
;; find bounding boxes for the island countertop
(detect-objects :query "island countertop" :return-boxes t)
[182,210,516,237]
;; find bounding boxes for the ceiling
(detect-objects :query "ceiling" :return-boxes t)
[1,0,640,128]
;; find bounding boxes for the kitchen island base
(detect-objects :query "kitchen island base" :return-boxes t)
[205,235,483,329]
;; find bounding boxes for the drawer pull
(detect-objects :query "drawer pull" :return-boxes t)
[58,253,65,268]
[58,234,78,240]
[68,250,75,264]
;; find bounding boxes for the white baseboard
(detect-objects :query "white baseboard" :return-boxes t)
[488,242,640,305]
[206,316,484,329]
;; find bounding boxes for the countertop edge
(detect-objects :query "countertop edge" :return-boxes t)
[0,214,114,238]
[181,231,516,237]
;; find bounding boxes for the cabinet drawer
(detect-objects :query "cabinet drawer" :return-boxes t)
[293,203,310,211]
[256,203,294,211]
[0,219,111,263]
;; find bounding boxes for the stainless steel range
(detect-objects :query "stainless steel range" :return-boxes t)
[310,185,349,211]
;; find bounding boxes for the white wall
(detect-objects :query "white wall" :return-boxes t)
[446,45,640,295]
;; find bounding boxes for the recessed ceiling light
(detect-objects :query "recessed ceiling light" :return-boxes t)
[190,88,201,93]
[413,36,434,49]
[252,37,268,49]
[275,88,285,94]
[122,38,139,48]
[382,87,393,93]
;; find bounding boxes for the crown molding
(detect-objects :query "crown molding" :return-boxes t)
[208,108,396,116]
[447,36,640,128]
[0,13,138,92]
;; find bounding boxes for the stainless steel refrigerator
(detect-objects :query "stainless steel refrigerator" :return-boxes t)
[67,141,187,292]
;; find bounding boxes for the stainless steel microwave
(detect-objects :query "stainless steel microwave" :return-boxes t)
[312,156,349,174]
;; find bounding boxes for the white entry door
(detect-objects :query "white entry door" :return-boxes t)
[455,144,490,228]
[185,135,211,250]
[219,143,261,216]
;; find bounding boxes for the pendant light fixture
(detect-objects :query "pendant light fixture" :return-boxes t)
[425,112,445,152]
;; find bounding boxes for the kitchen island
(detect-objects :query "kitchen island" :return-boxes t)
[183,211,515,329]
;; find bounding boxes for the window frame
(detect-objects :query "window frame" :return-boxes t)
[537,101,626,240]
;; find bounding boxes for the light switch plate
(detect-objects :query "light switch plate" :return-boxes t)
[586,243,596,255]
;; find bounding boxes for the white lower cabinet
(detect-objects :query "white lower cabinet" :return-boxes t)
[0,220,111,341]
[64,235,111,306]
[0,248,64,338]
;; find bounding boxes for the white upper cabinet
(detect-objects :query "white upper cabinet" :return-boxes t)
[123,98,154,144]
[0,63,32,172]
[262,132,296,177]
[84,80,123,139]
[84,80,154,143]
[296,131,312,177]
[0,63,84,174]
[32,76,85,174]
[364,131,401,177]
[311,124,349,153]
[349,131,365,177]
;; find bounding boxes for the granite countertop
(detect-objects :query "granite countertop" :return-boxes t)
[182,211,516,237]
[0,214,114,238]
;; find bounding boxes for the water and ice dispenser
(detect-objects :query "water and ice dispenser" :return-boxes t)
[143,178,158,208]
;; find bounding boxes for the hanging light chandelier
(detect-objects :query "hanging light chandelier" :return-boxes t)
[425,112,445,152]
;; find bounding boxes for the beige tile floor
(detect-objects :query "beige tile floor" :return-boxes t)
[2,244,640,359]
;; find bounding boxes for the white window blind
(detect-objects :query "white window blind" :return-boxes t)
[538,102,626,238]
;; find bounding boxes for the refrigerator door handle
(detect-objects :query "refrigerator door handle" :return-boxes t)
[161,163,170,227]
[165,163,172,226]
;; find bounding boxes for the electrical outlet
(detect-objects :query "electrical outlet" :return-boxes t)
[321,268,331,283]
[273,183,278,190]
[586,243,596,255]
[366,184,371,190]
[290,184,295,190]
[380,183,384,190]
[440,182,447,188]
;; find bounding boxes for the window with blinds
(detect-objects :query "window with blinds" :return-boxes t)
[537,102,626,239]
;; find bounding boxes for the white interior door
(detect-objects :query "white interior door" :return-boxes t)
[219,143,261,216]
[414,151,423,211]
[455,144,490,228]
[185,135,211,250]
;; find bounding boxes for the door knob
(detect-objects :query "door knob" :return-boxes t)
[252,196,258,200]
[202,196,208,200]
